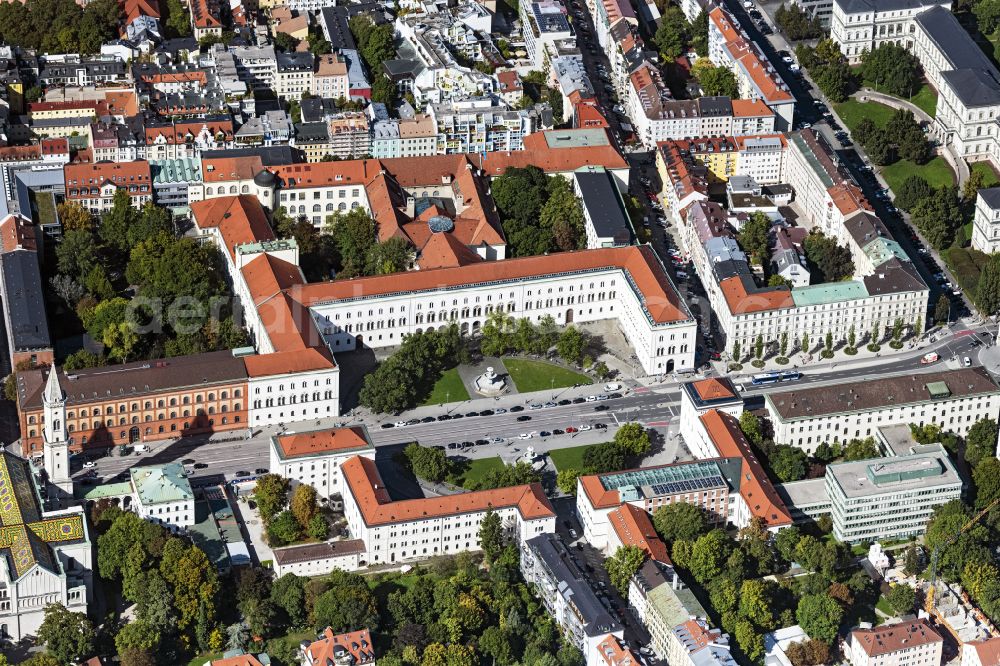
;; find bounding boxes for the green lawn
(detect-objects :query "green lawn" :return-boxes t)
[450,456,505,489]
[908,84,939,117]
[944,246,992,296]
[33,191,56,227]
[859,79,939,118]
[504,359,592,393]
[875,595,894,616]
[422,367,470,406]
[881,156,956,193]
[972,160,1000,188]
[834,99,897,131]
[547,444,595,471]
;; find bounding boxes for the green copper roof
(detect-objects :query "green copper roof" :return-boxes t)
[791,280,868,307]
[863,238,908,267]
[149,158,201,185]
[789,133,834,188]
[130,463,193,505]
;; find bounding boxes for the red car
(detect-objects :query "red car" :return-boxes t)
[566,426,579,433]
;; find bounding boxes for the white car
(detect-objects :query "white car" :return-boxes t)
[586,395,599,402]
[579,424,593,431]
[782,55,794,64]
[519,432,533,440]
[604,382,622,391]
[394,420,407,427]
[83,461,97,469]
[964,356,972,367]
[743,0,752,6]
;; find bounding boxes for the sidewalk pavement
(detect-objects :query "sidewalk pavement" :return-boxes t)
[713,324,961,380]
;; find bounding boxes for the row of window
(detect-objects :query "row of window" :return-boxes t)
[253,391,333,408]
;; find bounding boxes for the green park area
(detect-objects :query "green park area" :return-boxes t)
[422,368,470,406]
[450,457,505,489]
[881,156,955,193]
[834,99,896,131]
[547,444,595,472]
[860,80,938,117]
[505,359,591,393]
[834,99,956,191]
[972,161,1000,188]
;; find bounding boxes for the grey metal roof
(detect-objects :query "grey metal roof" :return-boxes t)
[832,0,940,15]
[940,68,1000,108]
[0,250,50,352]
[295,122,330,141]
[320,7,357,51]
[978,186,1000,209]
[697,96,734,117]
[574,169,632,244]
[862,257,926,295]
[17,350,248,410]
[524,534,621,638]
[914,4,1000,107]
[766,367,999,420]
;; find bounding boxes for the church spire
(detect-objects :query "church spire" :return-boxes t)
[43,367,63,406]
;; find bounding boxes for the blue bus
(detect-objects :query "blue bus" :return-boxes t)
[750,371,802,385]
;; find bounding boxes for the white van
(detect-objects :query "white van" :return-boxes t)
[134,444,149,453]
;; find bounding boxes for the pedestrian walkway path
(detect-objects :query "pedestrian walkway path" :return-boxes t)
[854,89,969,186]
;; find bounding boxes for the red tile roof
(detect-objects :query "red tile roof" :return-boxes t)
[477,130,628,175]
[709,8,793,104]
[274,426,373,458]
[0,145,42,161]
[966,637,1000,666]
[690,378,737,402]
[731,99,774,118]
[596,635,641,666]
[718,276,793,314]
[415,231,485,270]
[41,138,69,155]
[304,628,375,666]
[851,620,943,658]
[209,655,266,666]
[202,156,264,183]
[64,161,152,201]
[699,410,792,528]
[190,195,275,260]
[293,246,689,325]
[0,215,37,254]
[608,503,671,563]
[341,455,554,526]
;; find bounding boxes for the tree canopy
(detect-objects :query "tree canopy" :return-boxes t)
[492,166,585,256]
[860,43,923,98]
[803,231,855,282]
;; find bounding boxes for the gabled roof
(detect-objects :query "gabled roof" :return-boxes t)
[851,620,942,657]
[608,503,671,563]
[272,425,373,460]
[305,628,375,666]
[415,231,485,270]
[291,246,691,325]
[699,410,793,529]
[341,455,554,526]
[190,195,276,260]
[0,453,87,579]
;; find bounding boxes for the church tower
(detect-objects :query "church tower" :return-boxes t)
[42,367,72,499]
